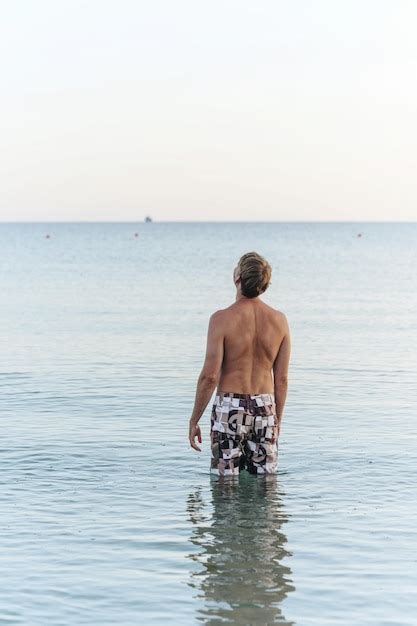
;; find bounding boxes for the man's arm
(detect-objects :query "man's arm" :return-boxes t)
[189,311,224,451]
[272,313,291,436]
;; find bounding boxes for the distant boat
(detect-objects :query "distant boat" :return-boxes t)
[145,216,152,222]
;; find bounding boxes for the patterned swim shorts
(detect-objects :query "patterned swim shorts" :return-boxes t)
[210,391,279,476]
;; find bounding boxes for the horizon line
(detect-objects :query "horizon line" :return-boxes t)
[1,219,417,224]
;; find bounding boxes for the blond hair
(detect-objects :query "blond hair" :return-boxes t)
[237,251,272,298]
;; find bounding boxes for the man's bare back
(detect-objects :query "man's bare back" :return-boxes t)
[216,298,288,395]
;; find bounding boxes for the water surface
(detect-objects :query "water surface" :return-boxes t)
[0,222,416,625]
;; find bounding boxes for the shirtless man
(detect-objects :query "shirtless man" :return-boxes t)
[188,251,291,476]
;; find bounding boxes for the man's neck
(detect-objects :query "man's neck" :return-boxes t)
[235,292,259,303]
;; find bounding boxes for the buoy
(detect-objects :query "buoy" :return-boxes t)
[357,233,362,238]
[45,234,50,238]
[134,232,139,237]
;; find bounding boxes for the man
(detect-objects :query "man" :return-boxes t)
[188,251,291,476]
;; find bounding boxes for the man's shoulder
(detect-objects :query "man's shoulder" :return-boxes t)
[258,304,290,334]
[208,308,227,324]
[271,307,289,325]
[259,301,288,321]
[209,303,288,325]
[208,306,234,330]
[274,308,290,331]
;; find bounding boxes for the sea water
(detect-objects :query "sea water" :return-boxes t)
[0,221,416,625]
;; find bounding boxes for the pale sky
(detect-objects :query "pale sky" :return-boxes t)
[1,0,417,221]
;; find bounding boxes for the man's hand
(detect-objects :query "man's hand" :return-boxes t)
[189,419,202,452]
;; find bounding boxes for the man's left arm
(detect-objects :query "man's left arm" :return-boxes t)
[189,311,224,451]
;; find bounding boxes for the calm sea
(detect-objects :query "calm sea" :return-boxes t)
[0,222,416,626]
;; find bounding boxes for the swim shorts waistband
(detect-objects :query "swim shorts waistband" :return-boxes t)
[215,391,275,402]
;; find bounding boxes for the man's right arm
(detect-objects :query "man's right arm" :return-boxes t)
[272,314,291,436]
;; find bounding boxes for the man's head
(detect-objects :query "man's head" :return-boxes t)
[233,251,272,298]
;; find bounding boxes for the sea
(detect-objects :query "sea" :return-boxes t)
[0,221,416,626]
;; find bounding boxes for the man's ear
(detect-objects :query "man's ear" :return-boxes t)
[233,267,241,285]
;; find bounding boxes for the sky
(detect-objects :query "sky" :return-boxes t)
[1,0,417,222]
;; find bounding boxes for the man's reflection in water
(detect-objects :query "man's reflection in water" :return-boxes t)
[186,473,296,625]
